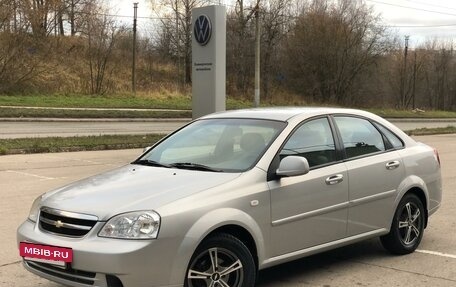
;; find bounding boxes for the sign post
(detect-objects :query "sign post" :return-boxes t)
[192,5,226,119]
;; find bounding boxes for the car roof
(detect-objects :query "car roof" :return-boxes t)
[201,107,375,122]
[201,107,416,147]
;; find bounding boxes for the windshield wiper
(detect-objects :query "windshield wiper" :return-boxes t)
[133,159,172,168]
[170,162,223,172]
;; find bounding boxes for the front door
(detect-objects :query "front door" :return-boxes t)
[268,117,349,256]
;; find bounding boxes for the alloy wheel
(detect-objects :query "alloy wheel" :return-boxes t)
[187,247,244,287]
[398,202,423,246]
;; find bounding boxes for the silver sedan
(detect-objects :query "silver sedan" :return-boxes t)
[17,108,442,287]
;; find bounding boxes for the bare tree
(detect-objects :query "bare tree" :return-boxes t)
[421,42,454,110]
[226,0,255,96]
[387,41,425,109]
[0,0,13,31]
[284,0,391,104]
[0,0,57,92]
[80,4,126,94]
[19,0,61,36]
[260,0,292,99]
[152,0,207,86]
[65,0,94,36]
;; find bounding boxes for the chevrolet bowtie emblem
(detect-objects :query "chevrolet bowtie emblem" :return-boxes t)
[55,220,64,228]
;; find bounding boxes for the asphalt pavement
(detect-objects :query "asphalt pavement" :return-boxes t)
[0,134,455,286]
[0,119,188,139]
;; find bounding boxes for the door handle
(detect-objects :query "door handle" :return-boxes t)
[325,174,344,185]
[386,161,400,170]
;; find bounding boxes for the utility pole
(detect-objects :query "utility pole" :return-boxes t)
[440,48,446,110]
[70,0,75,36]
[400,35,409,108]
[254,2,260,108]
[13,0,17,32]
[175,0,181,91]
[412,51,417,109]
[404,35,409,71]
[132,2,138,94]
[238,0,245,94]
[54,4,57,36]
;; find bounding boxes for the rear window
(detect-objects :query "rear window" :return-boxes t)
[334,117,385,159]
[374,123,404,149]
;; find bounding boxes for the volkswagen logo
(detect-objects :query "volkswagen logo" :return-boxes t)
[194,15,212,46]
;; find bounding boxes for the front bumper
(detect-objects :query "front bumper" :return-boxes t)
[17,220,184,287]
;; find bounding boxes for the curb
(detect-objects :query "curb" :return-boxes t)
[386,118,456,123]
[0,118,192,123]
[0,105,190,112]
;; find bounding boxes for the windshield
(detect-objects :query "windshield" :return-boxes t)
[136,118,286,172]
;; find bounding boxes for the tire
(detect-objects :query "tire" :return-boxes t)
[380,193,425,255]
[185,233,256,287]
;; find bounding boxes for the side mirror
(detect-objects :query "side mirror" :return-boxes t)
[276,156,310,178]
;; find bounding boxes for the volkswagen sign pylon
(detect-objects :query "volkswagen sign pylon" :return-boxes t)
[192,6,226,119]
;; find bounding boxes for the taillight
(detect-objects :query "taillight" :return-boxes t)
[433,148,441,167]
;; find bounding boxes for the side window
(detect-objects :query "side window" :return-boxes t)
[334,117,385,159]
[374,123,404,149]
[280,118,336,168]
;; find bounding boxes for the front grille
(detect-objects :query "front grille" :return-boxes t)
[39,207,98,237]
[26,261,96,285]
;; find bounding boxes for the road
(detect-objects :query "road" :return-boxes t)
[0,118,455,138]
[0,134,455,286]
[0,119,188,139]
[388,118,456,131]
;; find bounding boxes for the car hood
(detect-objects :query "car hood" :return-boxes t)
[41,164,241,221]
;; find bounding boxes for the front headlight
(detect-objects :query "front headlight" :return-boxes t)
[98,211,161,239]
[28,195,43,222]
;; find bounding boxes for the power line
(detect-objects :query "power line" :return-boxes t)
[366,0,456,17]
[405,0,456,12]
[75,3,456,32]
[366,0,456,29]
[83,2,298,23]
[77,10,174,21]
[386,23,456,28]
[205,0,237,9]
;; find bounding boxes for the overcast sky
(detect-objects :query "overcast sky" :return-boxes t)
[110,0,456,47]
[366,0,456,46]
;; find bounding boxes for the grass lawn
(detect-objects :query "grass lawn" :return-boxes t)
[0,94,254,110]
[0,107,191,118]
[0,94,192,109]
[368,108,456,118]
[2,94,456,118]
[0,94,256,117]
[0,134,165,155]
[406,126,456,136]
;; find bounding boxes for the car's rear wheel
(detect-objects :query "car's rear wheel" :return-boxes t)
[381,193,425,255]
[185,233,256,287]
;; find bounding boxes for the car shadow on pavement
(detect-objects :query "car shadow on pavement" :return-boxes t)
[257,238,388,286]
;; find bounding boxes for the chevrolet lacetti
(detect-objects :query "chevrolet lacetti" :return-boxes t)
[17,108,442,287]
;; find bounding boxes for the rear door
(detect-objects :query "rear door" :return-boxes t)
[332,116,406,236]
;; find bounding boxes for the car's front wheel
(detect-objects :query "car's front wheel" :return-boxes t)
[381,193,425,255]
[185,233,256,287]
